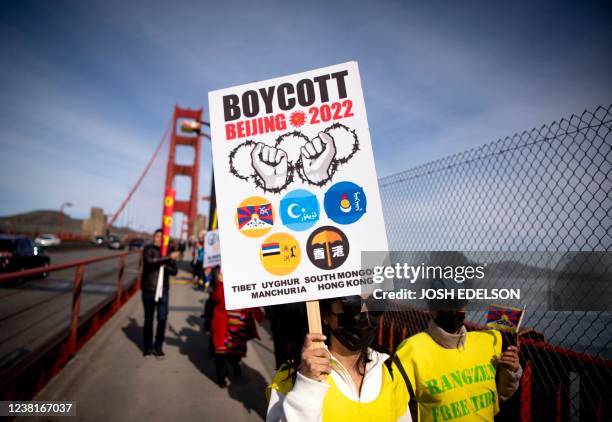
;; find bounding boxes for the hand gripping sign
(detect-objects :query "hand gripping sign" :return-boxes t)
[209,62,388,339]
[155,188,175,302]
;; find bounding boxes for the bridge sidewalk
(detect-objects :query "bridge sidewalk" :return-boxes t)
[30,270,276,422]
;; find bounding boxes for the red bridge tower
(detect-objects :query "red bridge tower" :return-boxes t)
[164,106,203,240]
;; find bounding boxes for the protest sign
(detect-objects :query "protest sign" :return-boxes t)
[204,229,222,267]
[209,61,388,309]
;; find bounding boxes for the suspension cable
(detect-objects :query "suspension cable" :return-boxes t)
[107,119,172,228]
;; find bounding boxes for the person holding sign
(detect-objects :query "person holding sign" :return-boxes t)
[266,296,411,421]
[141,228,179,359]
[394,280,522,422]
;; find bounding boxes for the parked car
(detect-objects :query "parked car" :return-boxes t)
[128,238,145,250]
[34,234,61,247]
[92,235,106,246]
[107,235,125,250]
[0,235,50,276]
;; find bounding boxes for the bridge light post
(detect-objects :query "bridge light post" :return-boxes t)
[180,120,211,138]
[57,202,73,238]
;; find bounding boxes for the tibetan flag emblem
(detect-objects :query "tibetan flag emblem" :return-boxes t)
[235,196,274,238]
[486,305,524,333]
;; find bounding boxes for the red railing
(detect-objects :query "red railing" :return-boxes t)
[0,251,143,401]
[377,310,611,422]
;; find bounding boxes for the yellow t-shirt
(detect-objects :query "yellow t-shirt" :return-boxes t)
[267,359,409,422]
[395,330,502,422]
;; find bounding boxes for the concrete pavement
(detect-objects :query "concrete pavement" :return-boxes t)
[30,271,276,421]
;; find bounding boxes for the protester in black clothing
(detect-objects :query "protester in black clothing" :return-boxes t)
[178,239,186,260]
[141,229,179,359]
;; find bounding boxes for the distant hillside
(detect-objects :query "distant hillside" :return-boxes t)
[0,210,145,238]
[0,210,82,234]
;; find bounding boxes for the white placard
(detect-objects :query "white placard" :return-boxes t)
[209,61,388,309]
[203,230,222,267]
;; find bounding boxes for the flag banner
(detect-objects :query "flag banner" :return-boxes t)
[486,304,523,333]
[156,188,175,302]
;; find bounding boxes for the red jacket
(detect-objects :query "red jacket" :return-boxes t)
[210,281,261,353]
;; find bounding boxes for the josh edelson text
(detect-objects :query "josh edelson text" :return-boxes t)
[371,262,521,301]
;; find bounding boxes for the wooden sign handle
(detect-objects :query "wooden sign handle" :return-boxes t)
[306,300,324,349]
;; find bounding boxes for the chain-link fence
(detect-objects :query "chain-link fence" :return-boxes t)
[376,104,612,421]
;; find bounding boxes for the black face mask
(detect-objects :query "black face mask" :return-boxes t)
[331,301,380,351]
[434,311,466,333]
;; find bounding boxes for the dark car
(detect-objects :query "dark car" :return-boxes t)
[128,238,145,250]
[107,235,125,250]
[0,235,50,277]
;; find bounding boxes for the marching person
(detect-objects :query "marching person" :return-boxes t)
[209,267,261,387]
[395,279,522,421]
[141,228,179,359]
[192,232,205,287]
[266,296,411,421]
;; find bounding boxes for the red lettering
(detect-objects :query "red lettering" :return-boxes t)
[332,102,342,120]
[309,106,320,124]
[320,104,331,121]
[225,113,288,140]
[225,123,236,140]
[342,99,354,118]
[264,115,275,132]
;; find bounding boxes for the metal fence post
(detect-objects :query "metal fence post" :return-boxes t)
[67,264,85,356]
[116,255,125,309]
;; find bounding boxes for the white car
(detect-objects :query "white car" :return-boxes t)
[35,234,62,247]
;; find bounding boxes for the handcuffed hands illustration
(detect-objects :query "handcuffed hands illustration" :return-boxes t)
[300,132,336,185]
[251,143,289,191]
[229,123,359,193]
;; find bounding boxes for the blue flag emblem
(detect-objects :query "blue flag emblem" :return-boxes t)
[280,189,320,231]
[324,181,367,225]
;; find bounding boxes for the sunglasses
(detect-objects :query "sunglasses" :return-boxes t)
[330,296,383,326]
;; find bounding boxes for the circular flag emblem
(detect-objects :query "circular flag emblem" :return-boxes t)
[235,196,274,238]
[280,189,320,231]
[260,233,301,275]
[323,181,367,225]
[306,226,349,270]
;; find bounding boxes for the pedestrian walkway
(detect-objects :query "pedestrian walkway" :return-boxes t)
[30,269,276,421]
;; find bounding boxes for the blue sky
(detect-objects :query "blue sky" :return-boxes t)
[0,0,611,232]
